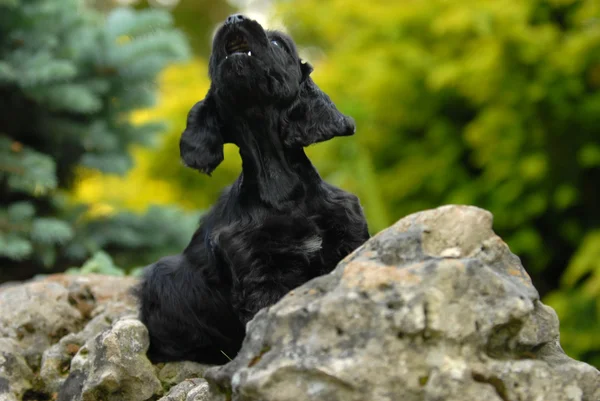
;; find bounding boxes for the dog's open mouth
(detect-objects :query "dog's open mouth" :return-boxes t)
[225,34,251,57]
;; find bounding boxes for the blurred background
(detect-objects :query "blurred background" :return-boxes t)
[0,0,598,366]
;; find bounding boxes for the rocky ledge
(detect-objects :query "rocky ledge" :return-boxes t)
[0,205,598,401]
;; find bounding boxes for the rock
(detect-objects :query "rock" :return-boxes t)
[40,301,137,393]
[0,274,140,400]
[0,274,137,372]
[40,273,138,306]
[0,280,83,370]
[185,380,211,401]
[57,316,161,401]
[205,205,600,401]
[157,361,212,393]
[0,273,212,401]
[1,206,598,401]
[0,338,34,401]
[158,378,210,401]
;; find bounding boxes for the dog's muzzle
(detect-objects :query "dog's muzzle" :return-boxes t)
[224,14,252,58]
[225,14,246,25]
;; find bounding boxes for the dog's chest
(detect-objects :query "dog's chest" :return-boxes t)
[299,235,323,254]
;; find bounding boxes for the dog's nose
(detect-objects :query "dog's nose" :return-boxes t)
[225,14,246,25]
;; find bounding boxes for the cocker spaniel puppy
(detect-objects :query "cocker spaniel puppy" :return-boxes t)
[138,14,369,364]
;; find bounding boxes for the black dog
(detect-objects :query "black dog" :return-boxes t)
[138,14,369,365]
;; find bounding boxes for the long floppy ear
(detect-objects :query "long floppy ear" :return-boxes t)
[282,62,356,148]
[179,93,225,175]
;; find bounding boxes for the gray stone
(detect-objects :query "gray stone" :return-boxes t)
[0,393,18,401]
[0,338,34,401]
[185,379,210,401]
[0,281,83,370]
[1,206,598,401]
[40,301,137,393]
[0,273,138,373]
[157,361,212,393]
[0,274,148,400]
[158,378,210,401]
[57,316,161,401]
[205,205,600,401]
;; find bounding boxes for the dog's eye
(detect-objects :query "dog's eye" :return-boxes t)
[271,40,280,47]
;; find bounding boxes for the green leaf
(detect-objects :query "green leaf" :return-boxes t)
[7,202,36,222]
[39,246,57,268]
[0,0,19,8]
[31,218,74,245]
[0,234,33,260]
[129,266,146,277]
[73,251,125,276]
[16,53,78,87]
[0,61,16,82]
[553,185,578,210]
[82,121,120,152]
[0,136,58,195]
[562,231,600,288]
[80,153,133,174]
[578,144,600,167]
[26,84,102,113]
[105,7,174,39]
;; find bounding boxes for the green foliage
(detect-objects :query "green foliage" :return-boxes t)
[67,206,201,270]
[132,0,235,58]
[72,59,229,212]
[0,0,195,274]
[545,231,600,366]
[0,135,57,195]
[66,250,124,276]
[270,0,600,366]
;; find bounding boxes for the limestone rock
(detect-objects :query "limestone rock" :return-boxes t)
[185,380,211,401]
[205,205,600,401]
[40,302,137,393]
[1,206,598,401]
[0,338,34,401]
[0,274,137,371]
[57,316,161,401]
[0,274,140,400]
[157,361,212,393]
[158,378,210,401]
[0,280,83,370]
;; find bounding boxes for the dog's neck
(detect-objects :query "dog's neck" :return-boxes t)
[227,109,320,209]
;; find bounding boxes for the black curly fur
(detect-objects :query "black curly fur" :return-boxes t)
[137,15,369,364]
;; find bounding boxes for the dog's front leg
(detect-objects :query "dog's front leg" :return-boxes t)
[217,243,305,324]
[214,219,317,325]
[234,276,290,324]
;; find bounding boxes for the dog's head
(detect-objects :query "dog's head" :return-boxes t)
[208,14,304,104]
[180,14,356,175]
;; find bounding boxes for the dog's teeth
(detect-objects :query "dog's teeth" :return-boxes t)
[248,51,252,56]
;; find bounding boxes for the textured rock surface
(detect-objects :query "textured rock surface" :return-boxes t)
[0,338,34,401]
[158,379,210,401]
[0,274,141,400]
[57,316,161,401]
[0,205,598,401]
[40,301,137,393]
[205,205,600,401]
[0,273,211,401]
[157,361,211,393]
[0,279,83,371]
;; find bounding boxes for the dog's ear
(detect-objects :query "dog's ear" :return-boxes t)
[282,61,356,148]
[180,93,225,175]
